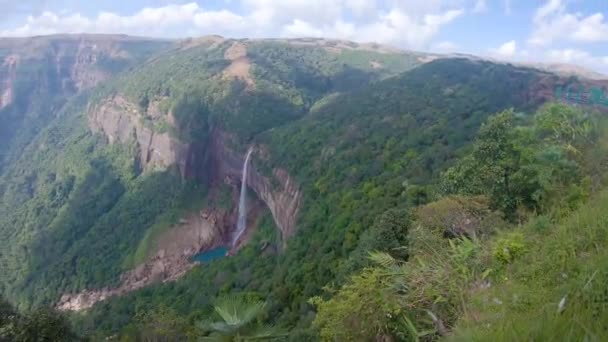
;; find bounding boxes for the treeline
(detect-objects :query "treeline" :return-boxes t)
[83,102,608,341]
[76,58,553,339]
[311,103,608,340]
[1,296,81,341]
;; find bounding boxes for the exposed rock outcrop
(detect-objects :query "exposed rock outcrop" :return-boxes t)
[61,95,302,311]
[58,208,231,311]
[0,55,18,110]
[222,42,254,88]
[88,95,192,178]
[0,35,151,111]
[89,95,302,241]
[211,129,302,241]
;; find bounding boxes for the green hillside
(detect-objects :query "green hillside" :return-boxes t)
[1,35,608,341]
[0,37,420,310]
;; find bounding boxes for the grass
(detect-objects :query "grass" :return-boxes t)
[450,190,608,341]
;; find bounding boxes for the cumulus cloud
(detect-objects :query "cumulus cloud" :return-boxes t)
[0,3,230,37]
[432,41,459,52]
[0,0,469,50]
[491,40,517,58]
[545,48,592,63]
[529,0,608,46]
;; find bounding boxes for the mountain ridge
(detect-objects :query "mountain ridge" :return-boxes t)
[1,33,608,340]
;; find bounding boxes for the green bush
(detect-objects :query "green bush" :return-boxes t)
[493,233,526,264]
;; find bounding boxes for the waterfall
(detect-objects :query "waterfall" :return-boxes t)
[232,148,253,247]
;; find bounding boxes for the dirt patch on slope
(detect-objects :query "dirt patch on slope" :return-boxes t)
[179,35,226,51]
[222,42,254,88]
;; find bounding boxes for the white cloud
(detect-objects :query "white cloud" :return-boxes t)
[529,0,608,46]
[282,19,325,37]
[533,0,562,23]
[542,49,608,74]
[545,48,592,63]
[571,13,608,42]
[491,40,517,58]
[432,40,458,52]
[0,1,467,50]
[242,0,345,27]
[1,3,221,37]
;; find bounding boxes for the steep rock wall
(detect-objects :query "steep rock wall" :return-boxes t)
[88,95,193,178]
[89,95,302,240]
[0,55,18,110]
[211,130,301,240]
[58,208,231,311]
[68,96,302,310]
[0,36,139,111]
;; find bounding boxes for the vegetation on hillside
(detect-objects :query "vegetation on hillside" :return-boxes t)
[2,36,608,341]
[309,103,608,341]
[72,58,562,339]
[0,93,204,308]
[0,296,80,341]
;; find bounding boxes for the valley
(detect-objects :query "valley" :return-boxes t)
[1,33,608,341]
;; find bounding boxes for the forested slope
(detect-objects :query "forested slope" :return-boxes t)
[0,36,420,312]
[74,58,577,339]
[2,35,608,341]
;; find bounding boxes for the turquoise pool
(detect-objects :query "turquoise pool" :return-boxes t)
[192,247,228,263]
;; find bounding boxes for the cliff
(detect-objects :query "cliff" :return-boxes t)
[211,129,301,240]
[88,95,193,177]
[0,35,168,110]
[89,94,301,241]
[58,207,231,311]
[59,94,302,311]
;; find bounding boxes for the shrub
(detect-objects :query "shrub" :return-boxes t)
[493,232,526,264]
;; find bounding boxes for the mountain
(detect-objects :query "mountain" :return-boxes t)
[0,34,423,309]
[0,34,172,171]
[525,62,608,80]
[1,34,608,340]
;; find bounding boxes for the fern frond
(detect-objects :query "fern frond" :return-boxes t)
[368,251,396,268]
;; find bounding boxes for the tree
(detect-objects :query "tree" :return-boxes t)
[440,105,592,216]
[470,110,521,214]
[310,268,402,341]
[198,296,285,341]
[13,308,79,342]
[0,297,17,342]
[131,305,194,342]
[344,208,412,274]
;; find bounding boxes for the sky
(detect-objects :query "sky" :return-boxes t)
[1,0,607,73]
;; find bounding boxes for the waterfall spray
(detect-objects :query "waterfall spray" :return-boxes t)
[232,148,253,247]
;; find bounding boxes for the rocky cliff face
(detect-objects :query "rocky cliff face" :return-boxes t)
[89,95,302,240]
[0,55,18,110]
[211,129,302,240]
[58,207,231,311]
[62,94,302,310]
[0,35,163,110]
[88,95,193,177]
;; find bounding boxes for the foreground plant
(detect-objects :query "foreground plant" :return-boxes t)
[198,296,285,341]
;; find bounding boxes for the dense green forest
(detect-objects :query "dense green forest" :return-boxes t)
[2,35,608,341]
[0,296,82,341]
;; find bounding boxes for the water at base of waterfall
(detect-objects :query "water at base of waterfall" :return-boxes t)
[192,247,229,263]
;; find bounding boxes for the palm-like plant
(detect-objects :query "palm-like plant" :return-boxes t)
[198,296,285,341]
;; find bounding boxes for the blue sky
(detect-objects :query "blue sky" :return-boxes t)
[1,0,607,73]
